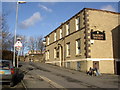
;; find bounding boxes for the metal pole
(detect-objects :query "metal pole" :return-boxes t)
[13,1,19,67]
[60,46,61,67]
[17,50,19,68]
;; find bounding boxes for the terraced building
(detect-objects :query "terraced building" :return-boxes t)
[44,8,120,75]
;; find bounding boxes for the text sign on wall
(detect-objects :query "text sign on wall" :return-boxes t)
[91,30,106,40]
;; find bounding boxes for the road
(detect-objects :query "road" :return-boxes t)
[2,81,25,89]
[2,61,119,89]
[19,61,119,89]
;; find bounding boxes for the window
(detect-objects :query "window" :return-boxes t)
[66,43,70,56]
[56,50,59,58]
[47,50,49,60]
[47,36,49,45]
[60,28,62,39]
[54,48,56,58]
[76,39,81,55]
[46,50,50,60]
[54,32,57,41]
[66,23,70,35]
[45,52,48,60]
[76,17,80,30]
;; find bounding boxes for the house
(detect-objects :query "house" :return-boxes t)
[25,50,45,62]
[44,8,120,75]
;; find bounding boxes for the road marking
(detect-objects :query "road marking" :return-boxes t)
[21,80,27,90]
[39,75,66,89]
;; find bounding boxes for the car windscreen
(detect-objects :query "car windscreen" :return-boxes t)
[0,61,10,70]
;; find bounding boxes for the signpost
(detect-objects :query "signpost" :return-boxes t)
[14,41,22,50]
[14,40,22,68]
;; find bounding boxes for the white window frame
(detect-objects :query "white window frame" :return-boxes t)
[66,43,70,57]
[76,39,81,55]
[45,51,47,60]
[60,28,62,39]
[76,17,80,31]
[47,50,49,60]
[66,23,70,35]
[54,48,56,59]
[54,32,56,41]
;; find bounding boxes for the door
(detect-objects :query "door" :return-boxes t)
[66,62,70,68]
[77,61,81,71]
[116,61,120,75]
[93,61,99,69]
[60,46,63,66]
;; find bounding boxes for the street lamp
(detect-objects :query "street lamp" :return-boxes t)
[13,1,26,67]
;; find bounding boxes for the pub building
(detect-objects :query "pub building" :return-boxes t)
[45,8,120,75]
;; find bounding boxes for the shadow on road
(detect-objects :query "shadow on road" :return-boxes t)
[12,71,24,86]
[8,68,24,87]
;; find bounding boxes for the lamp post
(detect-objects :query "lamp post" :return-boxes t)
[13,1,26,67]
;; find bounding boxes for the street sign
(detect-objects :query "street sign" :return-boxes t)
[14,41,22,48]
[15,47,21,51]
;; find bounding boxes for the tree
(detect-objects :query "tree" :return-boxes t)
[1,13,14,51]
[36,36,45,53]
[20,35,27,56]
[27,36,36,51]
[1,13,15,60]
[27,36,45,53]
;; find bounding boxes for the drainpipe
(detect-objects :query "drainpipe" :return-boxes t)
[84,8,88,71]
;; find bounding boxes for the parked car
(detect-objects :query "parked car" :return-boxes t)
[0,60,15,86]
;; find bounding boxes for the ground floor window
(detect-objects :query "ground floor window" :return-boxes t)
[76,38,81,55]
[54,48,56,59]
[46,50,49,60]
[66,42,70,57]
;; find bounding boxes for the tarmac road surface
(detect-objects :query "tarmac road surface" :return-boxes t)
[19,61,120,89]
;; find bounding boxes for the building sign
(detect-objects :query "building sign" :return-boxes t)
[91,30,105,40]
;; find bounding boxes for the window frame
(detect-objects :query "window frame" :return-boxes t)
[54,48,56,59]
[66,23,70,35]
[76,17,80,31]
[76,38,81,55]
[66,42,70,57]
[60,28,62,39]
[54,32,57,41]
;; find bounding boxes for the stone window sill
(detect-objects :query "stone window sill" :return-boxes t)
[76,54,82,57]
[66,55,71,58]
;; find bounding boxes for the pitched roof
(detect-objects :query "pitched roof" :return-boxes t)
[44,8,120,38]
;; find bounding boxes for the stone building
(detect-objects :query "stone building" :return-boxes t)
[44,8,120,75]
[25,50,45,62]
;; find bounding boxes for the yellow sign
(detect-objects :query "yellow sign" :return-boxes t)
[0,71,5,74]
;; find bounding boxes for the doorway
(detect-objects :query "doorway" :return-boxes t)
[77,61,81,71]
[116,61,120,75]
[93,61,99,69]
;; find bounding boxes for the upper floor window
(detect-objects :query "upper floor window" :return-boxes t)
[54,32,57,41]
[60,28,62,39]
[47,36,49,45]
[66,42,70,56]
[76,17,80,30]
[66,23,70,35]
[76,38,81,55]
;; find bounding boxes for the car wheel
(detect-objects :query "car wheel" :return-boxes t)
[10,82,14,87]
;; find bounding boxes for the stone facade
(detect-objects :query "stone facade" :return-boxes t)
[45,8,120,74]
[24,50,45,62]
